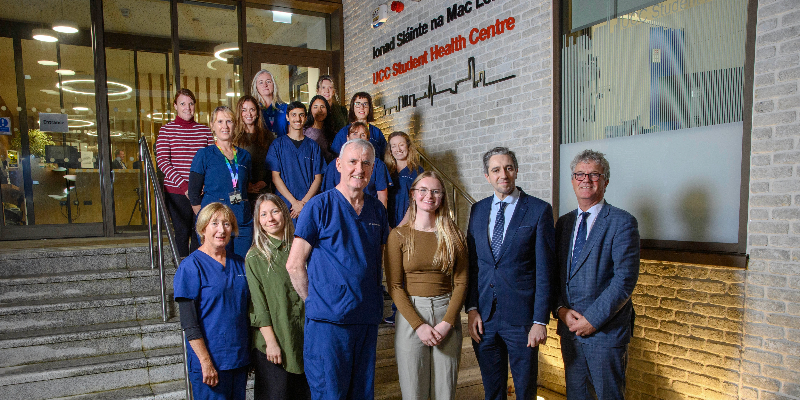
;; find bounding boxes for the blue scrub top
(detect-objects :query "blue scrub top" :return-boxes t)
[174,251,251,372]
[330,124,387,159]
[322,157,392,199]
[265,135,325,211]
[262,103,288,137]
[190,145,253,226]
[388,165,423,228]
[295,189,390,325]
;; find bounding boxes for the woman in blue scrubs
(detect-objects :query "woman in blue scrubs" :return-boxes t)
[189,106,253,259]
[385,131,424,228]
[322,122,391,209]
[251,69,288,137]
[330,92,387,158]
[174,203,250,400]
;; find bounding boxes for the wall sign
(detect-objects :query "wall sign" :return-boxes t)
[382,56,516,115]
[0,117,10,135]
[373,16,515,84]
[372,0,504,60]
[38,113,68,133]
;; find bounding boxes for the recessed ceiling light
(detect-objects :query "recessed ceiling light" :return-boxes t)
[52,21,79,34]
[213,43,239,61]
[40,89,60,95]
[273,11,292,24]
[73,105,89,111]
[33,28,58,42]
[38,60,59,66]
[57,79,133,96]
[55,69,76,75]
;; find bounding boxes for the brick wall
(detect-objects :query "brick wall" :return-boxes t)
[743,0,800,398]
[342,0,555,202]
[341,0,800,399]
[539,263,747,399]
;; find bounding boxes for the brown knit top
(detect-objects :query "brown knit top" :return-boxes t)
[384,226,468,330]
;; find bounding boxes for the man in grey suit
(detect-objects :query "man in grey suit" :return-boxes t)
[555,150,640,399]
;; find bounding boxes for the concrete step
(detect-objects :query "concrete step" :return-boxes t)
[0,244,174,277]
[0,292,174,334]
[0,347,184,400]
[0,318,181,368]
[0,267,176,304]
[48,380,188,400]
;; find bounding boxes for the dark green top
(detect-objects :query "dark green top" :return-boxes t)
[330,103,349,134]
[245,236,305,374]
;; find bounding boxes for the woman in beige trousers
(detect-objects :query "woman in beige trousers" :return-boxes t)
[385,171,469,400]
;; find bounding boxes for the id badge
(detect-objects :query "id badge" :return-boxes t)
[229,189,243,204]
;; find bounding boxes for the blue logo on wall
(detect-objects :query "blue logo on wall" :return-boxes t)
[0,117,10,135]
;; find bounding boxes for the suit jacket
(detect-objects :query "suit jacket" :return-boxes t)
[554,202,640,347]
[466,190,555,326]
[112,159,126,169]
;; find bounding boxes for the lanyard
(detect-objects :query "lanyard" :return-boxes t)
[217,145,239,188]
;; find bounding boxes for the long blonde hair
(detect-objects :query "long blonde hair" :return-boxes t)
[250,69,285,109]
[250,193,294,265]
[384,131,420,174]
[400,171,466,275]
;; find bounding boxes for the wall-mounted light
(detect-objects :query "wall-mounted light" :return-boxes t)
[55,69,76,75]
[73,104,89,111]
[38,60,59,66]
[52,20,79,34]
[273,11,292,24]
[33,29,58,42]
[372,4,388,28]
[213,43,239,62]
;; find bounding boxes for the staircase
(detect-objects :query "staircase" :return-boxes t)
[0,238,485,399]
[0,240,186,400]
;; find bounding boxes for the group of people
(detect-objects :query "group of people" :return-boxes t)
[160,69,641,400]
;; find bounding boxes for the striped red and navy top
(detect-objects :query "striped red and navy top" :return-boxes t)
[154,117,214,195]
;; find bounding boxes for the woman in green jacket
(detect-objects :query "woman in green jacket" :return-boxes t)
[245,193,310,399]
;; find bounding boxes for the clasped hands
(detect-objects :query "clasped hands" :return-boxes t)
[557,307,596,336]
[467,310,548,347]
[416,321,452,347]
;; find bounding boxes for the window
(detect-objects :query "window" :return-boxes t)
[558,0,753,264]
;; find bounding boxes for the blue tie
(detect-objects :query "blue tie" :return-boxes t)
[571,212,590,274]
[491,202,508,258]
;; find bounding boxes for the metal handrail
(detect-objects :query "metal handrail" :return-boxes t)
[416,150,476,222]
[138,136,192,400]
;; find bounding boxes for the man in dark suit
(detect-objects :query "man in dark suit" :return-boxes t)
[112,149,127,169]
[555,149,640,399]
[466,147,555,400]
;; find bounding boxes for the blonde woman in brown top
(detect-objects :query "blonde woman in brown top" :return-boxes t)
[385,171,468,400]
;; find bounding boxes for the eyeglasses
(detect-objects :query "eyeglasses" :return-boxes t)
[413,188,444,198]
[572,172,605,182]
[353,101,370,109]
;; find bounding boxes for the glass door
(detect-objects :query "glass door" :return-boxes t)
[244,45,333,104]
[0,0,105,239]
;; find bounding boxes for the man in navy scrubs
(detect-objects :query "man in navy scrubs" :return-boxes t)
[286,138,390,400]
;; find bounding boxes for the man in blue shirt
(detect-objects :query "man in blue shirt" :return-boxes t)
[554,150,639,399]
[465,147,555,400]
[287,138,390,400]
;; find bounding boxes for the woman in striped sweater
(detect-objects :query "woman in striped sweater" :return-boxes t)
[155,88,214,258]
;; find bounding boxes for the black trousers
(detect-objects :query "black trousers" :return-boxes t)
[165,192,198,258]
[252,349,311,400]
